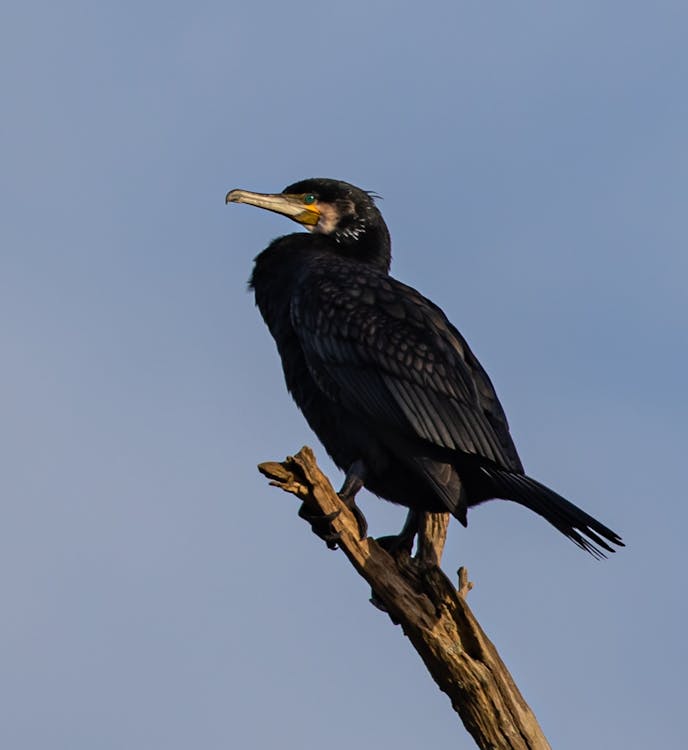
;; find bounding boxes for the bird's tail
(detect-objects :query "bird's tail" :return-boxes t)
[478,467,624,559]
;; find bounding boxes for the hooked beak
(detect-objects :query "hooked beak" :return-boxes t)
[225,189,320,227]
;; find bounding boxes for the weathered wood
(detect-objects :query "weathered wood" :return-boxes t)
[258,447,551,750]
[418,511,451,568]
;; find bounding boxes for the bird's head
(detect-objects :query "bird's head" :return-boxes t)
[226,178,391,270]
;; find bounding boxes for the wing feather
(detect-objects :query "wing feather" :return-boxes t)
[291,261,522,472]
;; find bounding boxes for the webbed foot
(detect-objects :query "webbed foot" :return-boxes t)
[375,509,420,560]
[298,503,342,549]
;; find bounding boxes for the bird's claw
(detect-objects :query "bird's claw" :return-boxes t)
[337,494,368,540]
[375,532,415,559]
[298,504,342,549]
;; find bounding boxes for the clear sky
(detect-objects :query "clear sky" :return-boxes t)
[1,2,686,748]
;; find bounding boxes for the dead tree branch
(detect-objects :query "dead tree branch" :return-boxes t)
[258,446,551,750]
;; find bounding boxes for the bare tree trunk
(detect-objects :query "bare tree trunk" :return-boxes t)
[259,446,551,750]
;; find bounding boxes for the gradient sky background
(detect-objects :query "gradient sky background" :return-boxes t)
[1,2,686,748]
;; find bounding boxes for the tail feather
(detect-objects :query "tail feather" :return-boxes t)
[481,468,624,559]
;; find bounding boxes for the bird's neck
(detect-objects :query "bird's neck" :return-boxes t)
[331,222,391,272]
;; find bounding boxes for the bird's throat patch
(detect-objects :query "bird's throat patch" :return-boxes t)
[312,200,355,234]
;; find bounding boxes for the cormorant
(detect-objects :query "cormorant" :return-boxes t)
[226,178,623,558]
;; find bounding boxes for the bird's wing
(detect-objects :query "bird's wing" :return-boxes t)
[291,265,523,472]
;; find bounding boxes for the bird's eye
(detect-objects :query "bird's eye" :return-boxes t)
[303,194,316,205]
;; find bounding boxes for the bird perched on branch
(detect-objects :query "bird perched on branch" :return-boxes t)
[226,178,623,558]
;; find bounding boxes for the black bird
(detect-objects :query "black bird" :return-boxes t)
[226,178,623,558]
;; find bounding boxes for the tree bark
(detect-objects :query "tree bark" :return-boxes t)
[258,446,551,750]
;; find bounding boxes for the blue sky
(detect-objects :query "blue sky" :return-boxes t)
[1,2,686,747]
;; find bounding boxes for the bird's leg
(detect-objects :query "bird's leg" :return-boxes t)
[375,509,420,559]
[298,503,342,550]
[338,460,369,539]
